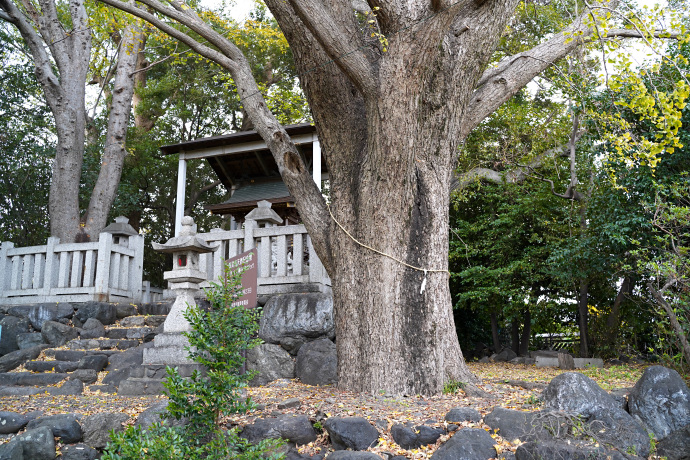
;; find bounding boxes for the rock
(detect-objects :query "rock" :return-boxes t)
[586,406,650,458]
[324,417,378,451]
[628,365,690,439]
[326,453,382,460]
[296,338,337,386]
[0,345,47,373]
[75,302,117,326]
[429,428,496,460]
[88,384,117,394]
[26,303,74,331]
[557,353,575,370]
[484,407,564,443]
[278,398,301,410]
[0,412,30,435]
[275,415,319,445]
[0,316,30,356]
[494,348,517,362]
[241,415,318,446]
[0,438,23,459]
[118,316,145,327]
[53,350,86,361]
[48,379,83,396]
[135,402,170,430]
[115,303,137,319]
[530,350,562,359]
[53,361,79,373]
[126,327,153,340]
[542,372,618,416]
[102,368,130,388]
[105,344,145,370]
[81,412,129,449]
[12,426,56,460]
[477,357,490,363]
[70,369,98,385]
[137,302,171,316]
[41,321,78,347]
[444,407,481,423]
[246,343,295,386]
[656,425,690,460]
[26,414,82,444]
[259,293,335,351]
[78,354,108,372]
[59,443,100,460]
[79,319,105,340]
[391,424,442,449]
[515,440,627,460]
[16,333,46,350]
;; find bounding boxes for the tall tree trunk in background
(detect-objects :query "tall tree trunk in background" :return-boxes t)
[647,282,690,367]
[490,310,501,352]
[84,24,144,238]
[519,309,531,356]
[605,276,633,352]
[578,280,590,357]
[511,319,520,354]
[0,0,91,243]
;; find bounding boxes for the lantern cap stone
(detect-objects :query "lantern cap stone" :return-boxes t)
[152,216,217,254]
[245,200,283,225]
[102,216,138,236]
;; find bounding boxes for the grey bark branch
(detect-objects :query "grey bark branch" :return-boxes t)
[461,1,618,138]
[84,22,143,237]
[451,141,573,190]
[647,281,690,367]
[287,0,375,95]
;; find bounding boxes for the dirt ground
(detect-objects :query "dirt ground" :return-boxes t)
[0,362,651,458]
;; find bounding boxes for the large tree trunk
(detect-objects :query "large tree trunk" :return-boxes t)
[519,309,531,356]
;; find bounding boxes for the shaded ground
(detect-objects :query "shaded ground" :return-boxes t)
[0,362,651,458]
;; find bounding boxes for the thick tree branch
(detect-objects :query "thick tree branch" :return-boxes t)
[647,280,690,366]
[0,8,12,21]
[604,28,682,40]
[452,142,571,190]
[98,0,238,71]
[461,1,617,138]
[0,0,61,98]
[287,0,375,96]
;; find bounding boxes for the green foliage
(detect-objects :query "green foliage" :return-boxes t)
[0,29,53,246]
[165,264,263,434]
[102,262,283,459]
[442,380,466,395]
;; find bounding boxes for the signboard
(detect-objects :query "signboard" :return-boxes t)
[226,248,258,308]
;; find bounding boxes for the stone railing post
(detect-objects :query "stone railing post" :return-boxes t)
[94,232,114,301]
[40,238,59,296]
[130,234,145,302]
[308,236,328,285]
[0,241,14,299]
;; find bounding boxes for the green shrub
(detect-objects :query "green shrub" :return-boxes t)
[103,263,284,459]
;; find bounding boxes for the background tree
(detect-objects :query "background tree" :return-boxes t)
[0,0,143,242]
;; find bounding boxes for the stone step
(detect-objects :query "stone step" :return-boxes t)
[117,315,167,328]
[0,372,67,386]
[117,378,166,396]
[46,349,122,361]
[67,339,140,350]
[24,360,78,373]
[104,327,154,340]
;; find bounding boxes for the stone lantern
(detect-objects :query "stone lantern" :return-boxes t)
[151,216,217,334]
[102,216,138,246]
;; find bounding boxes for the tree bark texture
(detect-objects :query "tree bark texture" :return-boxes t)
[96,0,622,394]
[490,310,501,352]
[84,23,144,239]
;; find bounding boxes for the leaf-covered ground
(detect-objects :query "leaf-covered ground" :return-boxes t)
[0,362,653,458]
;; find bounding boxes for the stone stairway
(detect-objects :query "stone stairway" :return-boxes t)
[0,303,171,397]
